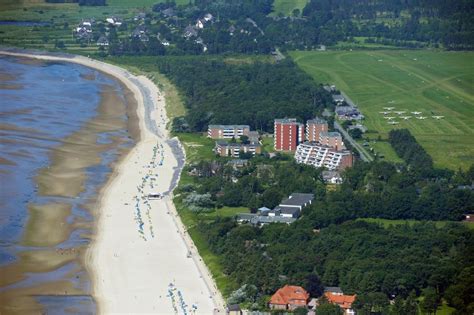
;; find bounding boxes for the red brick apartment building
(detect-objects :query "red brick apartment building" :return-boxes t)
[306,118,328,142]
[319,131,345,151]
[274,118,304,152]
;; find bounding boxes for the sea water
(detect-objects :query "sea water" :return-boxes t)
[0,55,134,313]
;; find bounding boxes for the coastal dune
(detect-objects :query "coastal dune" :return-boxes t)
[0,51,225,314]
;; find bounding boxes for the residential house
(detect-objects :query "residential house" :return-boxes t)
[184,25,198,38]
[269,285,309,311]
[324,291,357,315]
[203,13,214,22]
[336,105,364,121]
[332,94,345,104]
[106,17,122,27]
[324,287,344,295]
[96,36,109,46]
[322,170,343,184]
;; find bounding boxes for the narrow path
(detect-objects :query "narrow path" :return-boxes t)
[334,121,373,162]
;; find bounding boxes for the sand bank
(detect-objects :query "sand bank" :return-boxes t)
[0,51,225,314]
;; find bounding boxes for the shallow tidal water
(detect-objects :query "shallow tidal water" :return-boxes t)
[0,55,138,313]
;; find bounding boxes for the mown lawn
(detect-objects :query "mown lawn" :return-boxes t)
[271,0,309,16]
[290,50,474,170]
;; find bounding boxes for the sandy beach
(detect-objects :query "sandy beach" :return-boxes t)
[0,51,225,314]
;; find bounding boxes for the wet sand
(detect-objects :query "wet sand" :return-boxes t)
[0,63,139,313]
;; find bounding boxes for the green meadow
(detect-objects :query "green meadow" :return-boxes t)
[0,0,188,54]
[290,50,474,170]
[271,0,309,16]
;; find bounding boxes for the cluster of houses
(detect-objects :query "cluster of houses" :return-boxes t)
[268,285,356,315]
[236,193,314,226]
[274,117,353,171]
[74,19,94,41]
[208,125,261,158]
[323,85,364,121]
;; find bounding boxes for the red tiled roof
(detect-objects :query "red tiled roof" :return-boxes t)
[269,285,309,306]
[325,292,357,309]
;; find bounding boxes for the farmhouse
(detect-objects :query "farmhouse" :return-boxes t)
[269,285,309,311]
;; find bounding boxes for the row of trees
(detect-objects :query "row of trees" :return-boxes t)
[302,0,474,50]
[389,129,433,174]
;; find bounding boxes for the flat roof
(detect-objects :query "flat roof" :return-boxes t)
[208,124,250,129]
[274,118,300,124]
[307,117,327,124]
[320,131,342,138]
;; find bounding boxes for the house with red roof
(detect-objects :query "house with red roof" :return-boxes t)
[269,285,309,311]
[324,291,357,315]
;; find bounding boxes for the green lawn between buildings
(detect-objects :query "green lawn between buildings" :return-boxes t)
[290,50,474,170]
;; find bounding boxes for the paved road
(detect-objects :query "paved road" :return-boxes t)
[334,121,373,162]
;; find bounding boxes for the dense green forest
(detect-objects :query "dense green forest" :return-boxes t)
[180,149,474,311]
[153,57,333,132]
[199,219,473,313]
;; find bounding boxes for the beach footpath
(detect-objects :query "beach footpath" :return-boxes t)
[0,50,225,314]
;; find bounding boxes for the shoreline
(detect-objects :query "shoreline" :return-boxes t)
[0,50,225,313]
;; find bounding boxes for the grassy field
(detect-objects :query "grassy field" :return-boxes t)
[359,218,474,230]
[290,50,474,170]
[271,0,309,16]
[0,0,187,53]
